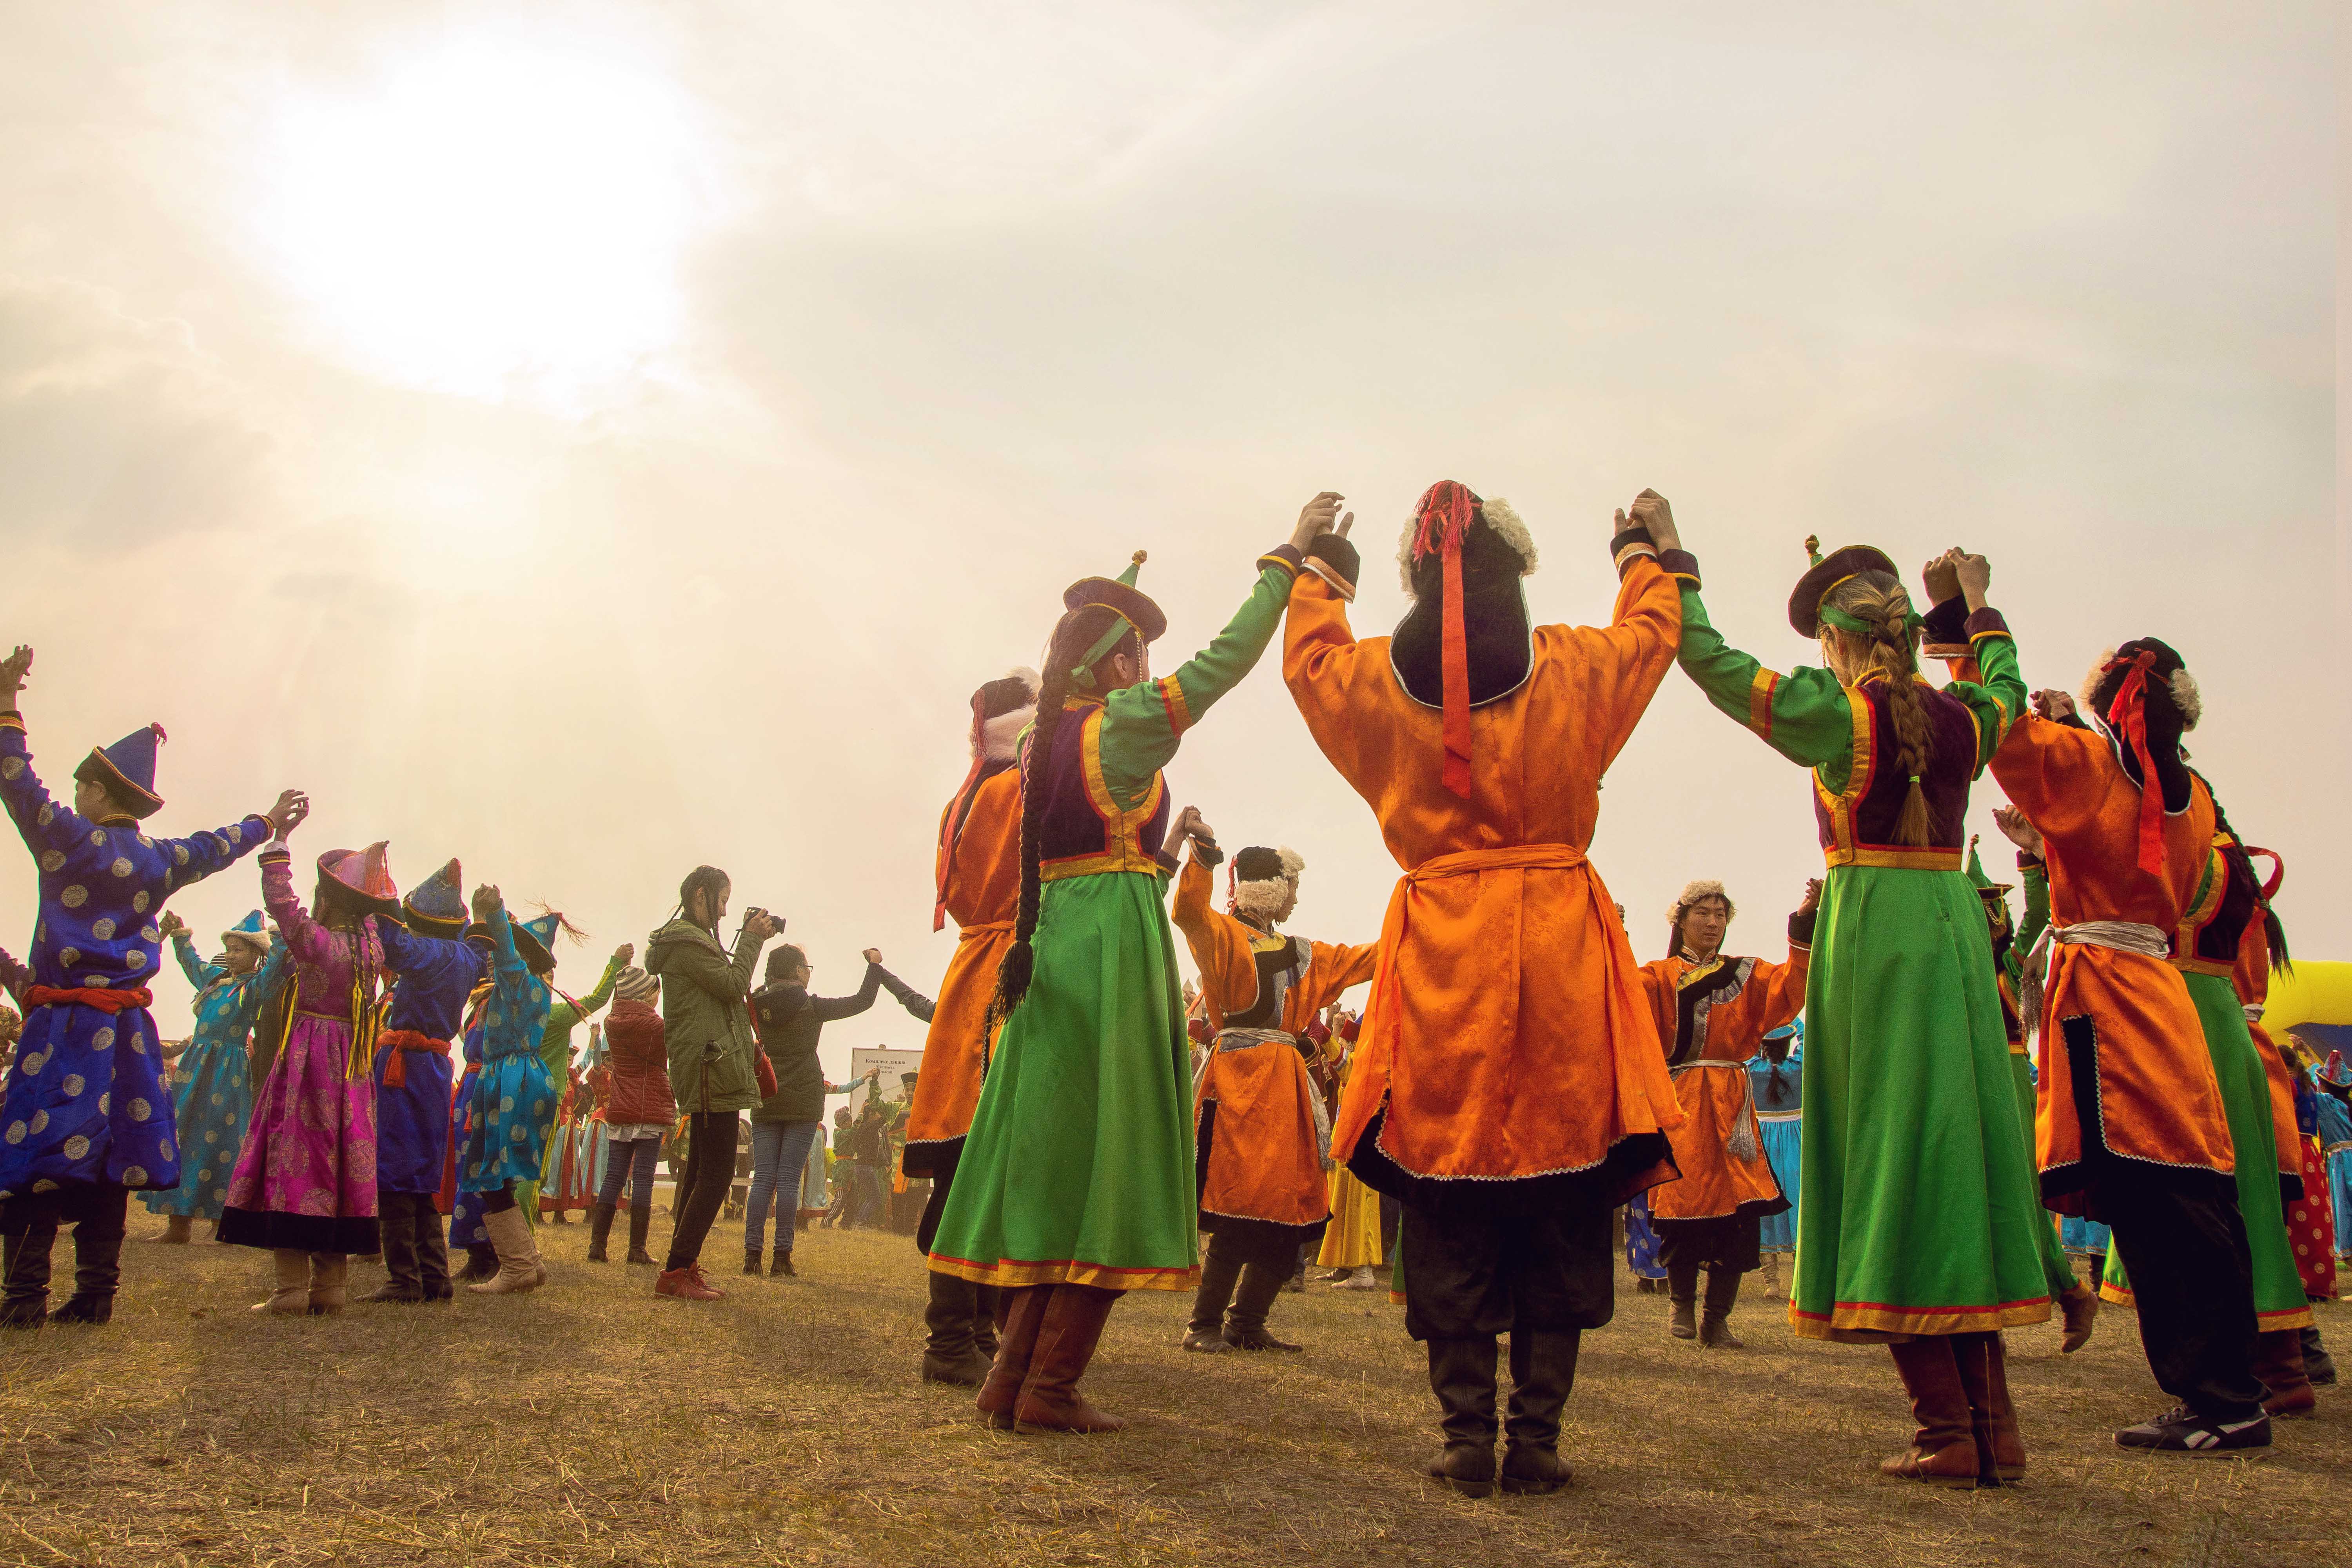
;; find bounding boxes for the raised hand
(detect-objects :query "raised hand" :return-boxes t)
[1290,491,1346,554]
[157,911,187,941]
[1626,490,1680,552]
[264,790,309,839]
[1993,804,2045,859]
[1953,552,1991,609]
[471,883,502,921]
[2031,688,2077,722]
[1922,550,1961,606]
[862,947,883,965]
[0,646,31,701]
[744,910,779,942]
[612,942,634,968]
[1798,877,1823,915]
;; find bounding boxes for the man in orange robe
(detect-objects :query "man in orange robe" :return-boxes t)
[1281,481,1688,1497]
[1170,821,1376,1354]
[903,670,1036,1385]
[1636,878,1815,1349]
[1989,641,2269,1454]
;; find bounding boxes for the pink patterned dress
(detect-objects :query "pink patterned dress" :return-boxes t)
[218,849,382,1254]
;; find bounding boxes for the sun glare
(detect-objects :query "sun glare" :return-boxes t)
[261,36,709,407]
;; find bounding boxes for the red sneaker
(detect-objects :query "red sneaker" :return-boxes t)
[656,1265,724,1301]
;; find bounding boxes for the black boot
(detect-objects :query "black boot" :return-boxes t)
[1666,1258,1699,1340]
[414,1201,452,1301]
[744,1245,764,1277]
[1225,1260,1303,1351]
[2303,1324,2337,1388]
[921,1271,995,1385]
[625,1202,656,1266]
[1699,1267,1744,1349]
[459,1243,498,1283]
[1183,1242,1242,1352]
[973,1284,1000,1357]
[1,1222,57,1329]
[51,1198,126,1326]
[585,1201,616,1263]
[364,1193,425,1303]
[1501,1330,1580,1494]
[1422,1336,1500,1496]
[770,1245,796,1276]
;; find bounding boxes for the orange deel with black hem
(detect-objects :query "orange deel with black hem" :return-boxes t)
[904,765,1022,1156]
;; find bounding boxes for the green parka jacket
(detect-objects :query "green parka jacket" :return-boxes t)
[644,916,769,1115]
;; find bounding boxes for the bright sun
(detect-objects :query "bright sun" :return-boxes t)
[261,35,709,406]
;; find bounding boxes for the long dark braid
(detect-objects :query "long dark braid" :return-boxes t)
[989,607,1132,1028]
[2191,768,2290,974]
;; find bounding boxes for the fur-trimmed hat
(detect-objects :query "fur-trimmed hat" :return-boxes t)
[1395,490,1537,595]
[1394,481,1539,799]
[2081,641,2201,732]
[1668,879,1735,925]
[974,668,1041,764]
[1231,845,1305,924]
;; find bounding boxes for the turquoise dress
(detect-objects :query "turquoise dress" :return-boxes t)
[1750,1027,1803,1255]
[142,935,288,1221]
[458,909,556,1194]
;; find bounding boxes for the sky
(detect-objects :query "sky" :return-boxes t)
[0,2,2339,1066]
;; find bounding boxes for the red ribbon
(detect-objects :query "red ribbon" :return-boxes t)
[2102,650,2167,877]
[2245,846,2284,903]
[24,984,152,1014]
[1411,481,1480,799]
[934,687,993,932]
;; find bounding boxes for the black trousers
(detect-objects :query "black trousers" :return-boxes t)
[2095,1167,2265,1421]
[667,1111,739,1270]
[1399,1196,1613,1342]
[1654,1209,1762,1273]
[1,1182,129,1308]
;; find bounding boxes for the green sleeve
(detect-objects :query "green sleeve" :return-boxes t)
[1097,559,1298,803]
[1939,625,2025,779]
[1676,585,1858,784]
[549,949,625,1038]
[2017,860,2050,957]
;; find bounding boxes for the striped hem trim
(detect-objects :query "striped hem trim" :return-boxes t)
[1157,675,1196,736]
[926,1254,1198,1292]
[1789,1295,2052,1338]
[0,715,23,734]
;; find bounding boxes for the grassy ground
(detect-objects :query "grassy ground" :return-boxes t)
[0,1212,2344,1568]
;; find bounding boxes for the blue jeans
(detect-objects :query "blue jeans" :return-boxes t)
[597,1137,662,1209]
[746,1121,821,1255]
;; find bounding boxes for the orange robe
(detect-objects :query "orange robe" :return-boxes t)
[903,766,1020,1165]
[1638,937,1809,1223]
[1174,851,1376,1229]
[1283,555,1686,1197]
[1989,716,2230,1207]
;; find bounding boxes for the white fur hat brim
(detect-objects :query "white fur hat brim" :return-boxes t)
[2080,649,2202,732]
[1397,495,1539,597]
[1668,879,1734,923]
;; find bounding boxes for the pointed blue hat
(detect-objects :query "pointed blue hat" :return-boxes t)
[403,857,467,934]
[512,909,570,972]
[75,723,166,819]
[221,910,269,953]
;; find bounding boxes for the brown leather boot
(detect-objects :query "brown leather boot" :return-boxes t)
[1881,1338,1981,1486]
[1698,1267,1744,1349]
[1666,1258,1699,1340]
[466,1206,544,1296]
[1422,1336,1499,1497]
[976,1284,1051,1430]
[2057,1282,2098,1354]
[1013,1283,1127,1434]
[1949,1331,2000,1486]
[2254,1328,2316,1419]
[920,1271,995,1387]
[1979,1332,2025,1481]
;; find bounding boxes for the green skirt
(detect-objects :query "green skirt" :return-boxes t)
[2010,1051,2078,1297]
[926,870,1200,1292]
[1792,863,2053,1340]
[2098,971,2312,1329]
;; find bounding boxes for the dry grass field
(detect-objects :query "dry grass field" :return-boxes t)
[0,1211,2344,1568]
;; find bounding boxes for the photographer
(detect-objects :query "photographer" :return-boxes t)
[643,866,777,1302]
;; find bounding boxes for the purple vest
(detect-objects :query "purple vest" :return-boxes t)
[1033,699,1171,882]
[1813,678,1981,871]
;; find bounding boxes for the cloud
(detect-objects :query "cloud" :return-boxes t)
[0,275,273,545]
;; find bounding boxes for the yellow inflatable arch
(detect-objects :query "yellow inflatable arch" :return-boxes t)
[2263,959,2352,1037]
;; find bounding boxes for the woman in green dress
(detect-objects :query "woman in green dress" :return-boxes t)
[1673,524,2049,1487]
[929,495,1339,1434]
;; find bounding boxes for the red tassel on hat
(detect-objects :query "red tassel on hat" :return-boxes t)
[1411,481,1480,799]
[933,688,993,932]
[2102,650,2168,877]
[149,723,167,745]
